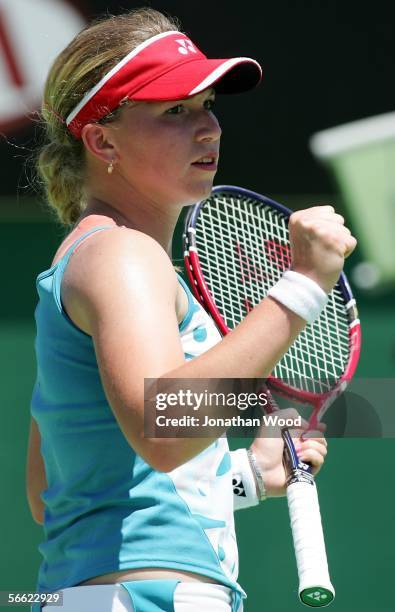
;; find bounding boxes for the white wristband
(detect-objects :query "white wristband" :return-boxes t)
[231,448,261,510]
[267,270,329,324]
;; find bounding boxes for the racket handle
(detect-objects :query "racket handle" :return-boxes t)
[287,480,335,607]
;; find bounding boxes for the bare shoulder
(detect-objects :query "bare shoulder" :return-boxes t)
[61,226,178,336]
[64,225,174,275]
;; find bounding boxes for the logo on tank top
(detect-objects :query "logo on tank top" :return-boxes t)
[232,476,246,498]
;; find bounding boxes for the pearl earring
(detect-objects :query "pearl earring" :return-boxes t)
[107,160,114,175]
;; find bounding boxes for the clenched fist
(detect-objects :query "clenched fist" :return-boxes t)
[289,206,357,293]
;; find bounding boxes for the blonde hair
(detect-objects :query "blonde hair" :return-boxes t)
[37,8,180,227]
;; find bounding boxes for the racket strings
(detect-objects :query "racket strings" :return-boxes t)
[194,194,351,394]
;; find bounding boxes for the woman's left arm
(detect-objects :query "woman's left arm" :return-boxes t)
[26,417,47,525]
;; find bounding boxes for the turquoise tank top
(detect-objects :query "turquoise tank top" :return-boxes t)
[31,226,246,601]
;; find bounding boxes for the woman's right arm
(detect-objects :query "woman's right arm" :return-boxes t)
[62,209,355,472]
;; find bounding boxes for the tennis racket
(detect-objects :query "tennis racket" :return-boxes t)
[183,185,361,607]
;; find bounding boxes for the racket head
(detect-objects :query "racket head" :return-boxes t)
[183,185,361,417]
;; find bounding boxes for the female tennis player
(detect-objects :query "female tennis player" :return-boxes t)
[26,8,356,612]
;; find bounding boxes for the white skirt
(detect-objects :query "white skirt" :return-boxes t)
[39,581,244,612]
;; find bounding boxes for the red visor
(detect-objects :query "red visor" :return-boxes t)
[66,31,262,138]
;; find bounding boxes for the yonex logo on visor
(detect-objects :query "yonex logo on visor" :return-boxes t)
[65,30,262,139]
[176,39,197,55]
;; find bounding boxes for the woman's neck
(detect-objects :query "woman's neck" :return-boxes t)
[78,196,181,258]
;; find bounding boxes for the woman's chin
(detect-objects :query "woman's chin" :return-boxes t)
[187,180,215,204]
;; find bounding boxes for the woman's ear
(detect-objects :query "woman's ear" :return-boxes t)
[81,124,118,165]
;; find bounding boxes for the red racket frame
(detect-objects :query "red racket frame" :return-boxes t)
[183,185,361,424]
